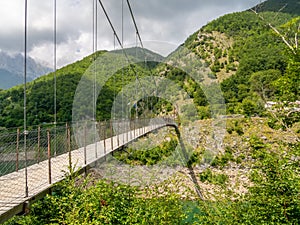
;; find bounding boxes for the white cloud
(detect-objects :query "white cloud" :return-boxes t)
[0,0,261,67]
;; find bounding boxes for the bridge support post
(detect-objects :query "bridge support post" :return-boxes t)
[47,130,52,184]
[117,119,119,147]
[110,120,113,151]
[23,201,30,214]
[94,121,98,161]
[103,121,106,155]
[37,126,40,163]
[128,119,131,141]
[67,124,71,169]
[16,128,19,172]
[133,119,136,139]
[126,120,128,143]
[84,125,87,176]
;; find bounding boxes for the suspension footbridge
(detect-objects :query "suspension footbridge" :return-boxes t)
[0,118,177,222]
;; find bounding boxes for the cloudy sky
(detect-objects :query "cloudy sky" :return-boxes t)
[0,0,261,68]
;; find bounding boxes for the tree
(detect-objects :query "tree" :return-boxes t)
[241,143,300,224]
[251,12,300,102]
[250,69,281,100]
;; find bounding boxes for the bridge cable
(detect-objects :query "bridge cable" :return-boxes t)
[122,1,132,217]
[24,0,29,198]
[98,0,123,50]
[113,32,116,120]
[126,0,143,49]
[121,0,124,129]
[93,0,98,159]
[125,0,158,118]
[97,0,149,98]
[53,0,57,157]
[135,33,138,119]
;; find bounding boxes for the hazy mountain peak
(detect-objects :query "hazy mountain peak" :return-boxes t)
[0,51,51,89]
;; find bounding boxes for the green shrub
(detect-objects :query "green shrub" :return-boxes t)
[199,168,229,186]
[211,147,234,168]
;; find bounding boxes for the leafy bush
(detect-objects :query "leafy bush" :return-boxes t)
[194,143,300,225]
[199,168,228,186]
[226,120,244,135]
[211,147,234,168]
[114,137,178,166]
[5,173,186,225]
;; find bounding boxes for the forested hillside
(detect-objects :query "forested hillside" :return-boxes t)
[254,0,300,15]
[181,8,299,124]
[0,48,162,128]
[0,52,100,127]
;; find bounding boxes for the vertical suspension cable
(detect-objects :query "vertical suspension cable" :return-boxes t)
[92,0,95,157]
[135,32,138,119]
[53,0,57,156]
[126,0,157,118]
[93,0,98,158]
[93,0,95,56]
[121,0,124,122]
[121,0,131,217]
[113,33,116,119]
[98,0,150,119]
[121,0,126,146]
[24,0,29,198]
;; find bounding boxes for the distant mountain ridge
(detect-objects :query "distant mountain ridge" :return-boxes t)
[0,51,51,89]
[112,47,165,62]
[253,0,300,15]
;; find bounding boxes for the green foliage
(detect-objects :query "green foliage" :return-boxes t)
[189,143,300,225]
[256,0,300,16]
[211,146,234,168]
[181,103,198,122]
[226,119,244,135]
[187,150,202,166]
[240,99,260,117]
[249,135,265,150]
[203,11,266,37]
[199,168,229,186]
[193,10,299,115]
[273,60,300,101]
[197,106,210,120]
[243,143,300,224]
[0,52,102,127]
[250,69,282,100]
[266,102,300,130]
[5,172,186,225]
[114,137,178,166]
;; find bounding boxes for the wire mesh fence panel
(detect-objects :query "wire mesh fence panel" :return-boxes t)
[0,130,19,176]
[0,128,27,213]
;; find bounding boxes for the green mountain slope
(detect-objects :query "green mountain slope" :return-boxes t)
[254,0,300,15]
[0,48,163,128]
[181,1,299,115]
